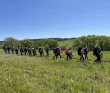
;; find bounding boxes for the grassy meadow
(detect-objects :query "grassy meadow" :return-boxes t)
[0,49,110,93]
[58,39,74,48]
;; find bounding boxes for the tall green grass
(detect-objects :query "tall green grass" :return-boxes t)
[0,49,110,93]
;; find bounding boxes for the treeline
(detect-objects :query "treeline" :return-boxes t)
[72,35,110,51]
[1,37,59,49]
[1,35,110,51]
[0,38,75,47]
[29,37,76,42]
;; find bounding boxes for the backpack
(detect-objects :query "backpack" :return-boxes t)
[53,48,56,54]
[78,47,82,55]
[93,47,97,55]
[56,48,59,53]
[33,49,36,53]
[65,48,69,55]
[53,48,59,54]
[39,48,42,52]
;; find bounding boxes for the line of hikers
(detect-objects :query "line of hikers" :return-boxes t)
[3,46,49,57]
[3,46,102,62]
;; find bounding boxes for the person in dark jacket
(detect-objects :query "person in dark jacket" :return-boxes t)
[24,48,27,56]
[45,48,49,57]
[4,46,7,54]
[28,48,32,56]
[7,47,10,54]
[15,48,18,55]
[20,47,24,55]
[93,47,101,63]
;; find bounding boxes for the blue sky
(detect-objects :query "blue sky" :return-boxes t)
[0,0,110,41]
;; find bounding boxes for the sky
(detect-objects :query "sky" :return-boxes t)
[0,0,110,41]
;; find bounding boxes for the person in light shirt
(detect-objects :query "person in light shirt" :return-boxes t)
[80,48,84,61]
[67,47,72,60]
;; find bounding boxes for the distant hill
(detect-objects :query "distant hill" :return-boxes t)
[30,37,76,42]
[0,38,76,45]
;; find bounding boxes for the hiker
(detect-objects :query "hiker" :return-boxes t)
[52,48,59,59]
[32,47,36,56]
[80,48,84,61]
[20,47,24,55]
[11,46,15,54]
[84,48,89,60]
[78,46,82,56]
[56,48,62,59]
[45,48,49,57]
[28,48,32,56]
[4,46,7,54]
[7,47,10,54]
[39,47,43,57]
[15,48,18,55]
[52,48,56,59]
[66,47,73,60]
[93,47,101,62]
[24,47,27,56]
[78,46,84,61]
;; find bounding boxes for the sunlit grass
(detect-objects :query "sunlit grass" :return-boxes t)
[0,49,110,93]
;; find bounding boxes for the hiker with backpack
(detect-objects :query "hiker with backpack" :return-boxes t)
[80,48,85,61]
[20,47,24,55]
[11,46,15,54]
[45,48,49,57]
[93,47,101,63]
[78,46,82,56]
[28,48,32,56]
[56,48,62,59]
[65,47,73,60]
[52,48,59,59]
[24,47,28,56]
[32,47,36,56]
[15,48,18,55]
[39,47,43,57]
[7,47,10,54]
[78,46,84,61]
[3,46,7,54]
[83,48,89,60]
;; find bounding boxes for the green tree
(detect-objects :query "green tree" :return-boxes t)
[2,37,20,48]
[19,39,35,48]
[35,39,58,49]
[72,35,110,51]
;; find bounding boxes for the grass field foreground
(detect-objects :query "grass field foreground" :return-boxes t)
[0,49,110,93]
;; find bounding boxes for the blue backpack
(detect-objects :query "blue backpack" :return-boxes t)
[53,48,56,54]
[33,49,36,53]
